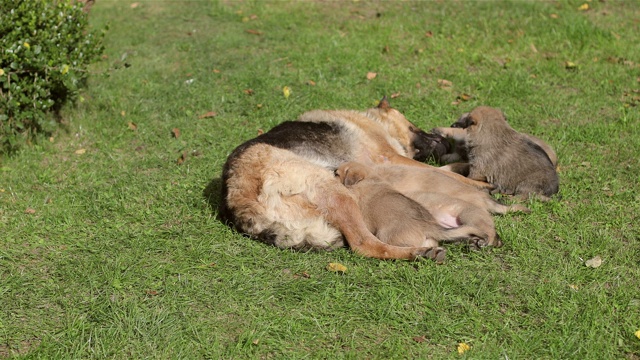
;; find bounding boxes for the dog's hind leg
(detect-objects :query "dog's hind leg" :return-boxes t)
[483,197,531,214]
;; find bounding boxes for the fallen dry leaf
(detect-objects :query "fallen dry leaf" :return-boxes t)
[130,2,140,9]
[245,29,262,35]
[198,111,218,119]
[244,88,254,95]
[283,86,291,99]
[457,342,471,354]
[413,335,427,343]
[326,262,347,273]
[437,79,453,89]
[293,271,311,279]
[457,93,472,101]
[171,128,181,138]
[257,128,264,135]
[578,3,589,11]
[121,110,126,117]
[585,255,603,268]
[75,148,86,155]
[306,80,316,86]
[550,13,559,19]
[565,61,577,69]
[252,339,260,345]
[366,72,377,80]
[127,122,137,130]
[425,30,433,37]
[213,69,220,73]
[568,284,579,291]
[530,43,538,53]
[25,208,36,214]
[176,152,186,165]
[391,92,401,99]
[250,14,258,20]
[635,329,640,340]
[49,137,54,143]
[146,290,158,296]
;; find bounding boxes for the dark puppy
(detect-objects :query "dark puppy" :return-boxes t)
[439,112,558,168]
[434,106,559,200]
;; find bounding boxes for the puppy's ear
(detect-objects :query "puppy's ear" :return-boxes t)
[377,96,391,111]
[342,167,366,186]
[451,113,473,128]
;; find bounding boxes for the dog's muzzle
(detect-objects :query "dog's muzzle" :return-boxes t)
[412,131,451,163]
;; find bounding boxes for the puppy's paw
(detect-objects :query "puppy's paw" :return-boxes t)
[469,234,502,249]
[415,246,447,263]
[509,204,531,214]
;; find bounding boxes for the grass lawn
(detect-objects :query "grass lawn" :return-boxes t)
[1,0,640,358]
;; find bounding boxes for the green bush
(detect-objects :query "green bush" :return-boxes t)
[0,0,105,154]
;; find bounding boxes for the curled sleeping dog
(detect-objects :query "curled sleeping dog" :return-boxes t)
[336,161,506,252]
[219,99,490,260]
[434,106,559,200]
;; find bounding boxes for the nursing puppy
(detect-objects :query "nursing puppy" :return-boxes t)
[433,106,559,200]
[439,112,558,168]
[358,163,530,215]
[337,162,501,250]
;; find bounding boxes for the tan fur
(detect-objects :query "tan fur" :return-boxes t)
[222,102,468,260]
[337,162,510,248]
[434,106,559,199]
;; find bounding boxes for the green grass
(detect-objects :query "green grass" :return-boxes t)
[1,0,640,358]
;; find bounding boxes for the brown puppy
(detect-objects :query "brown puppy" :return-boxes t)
[337,161,502,249]
[359,164,530,215]
[433,106,559,200]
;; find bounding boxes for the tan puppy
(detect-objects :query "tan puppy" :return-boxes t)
[433,106,559,199]
[359,164,530,215]
[337,162,502,250]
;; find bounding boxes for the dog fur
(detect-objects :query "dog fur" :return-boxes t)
[219,99,486,260]
[433,106,559,199]
[439,112,558,168]
[336,161,502,252]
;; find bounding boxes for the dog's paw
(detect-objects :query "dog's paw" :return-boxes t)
[415,246,447,263]
[470,234,503,250]
[509,204,531,214]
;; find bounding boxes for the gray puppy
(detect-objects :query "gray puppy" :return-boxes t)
[434,106,559,200]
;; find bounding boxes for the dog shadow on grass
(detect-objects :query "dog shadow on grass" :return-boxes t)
[202,177,224,221]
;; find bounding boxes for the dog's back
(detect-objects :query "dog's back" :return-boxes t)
[463,107,559,198]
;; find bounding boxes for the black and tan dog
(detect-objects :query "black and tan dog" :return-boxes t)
[434,106,559,200]
[219,99,490,260]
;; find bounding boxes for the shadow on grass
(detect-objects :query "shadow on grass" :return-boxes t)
[203,177,224,221]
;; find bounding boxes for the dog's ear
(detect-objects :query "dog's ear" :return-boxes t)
[451,113,474,128]
[342,166,366,186]
[377,96,391,111]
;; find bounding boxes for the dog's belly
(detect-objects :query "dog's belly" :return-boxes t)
[223,143,345,250]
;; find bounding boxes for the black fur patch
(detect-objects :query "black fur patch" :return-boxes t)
[412,130,451,162]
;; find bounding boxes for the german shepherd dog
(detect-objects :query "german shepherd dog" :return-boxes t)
[219,99,491,260]
[434,106,559,199]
